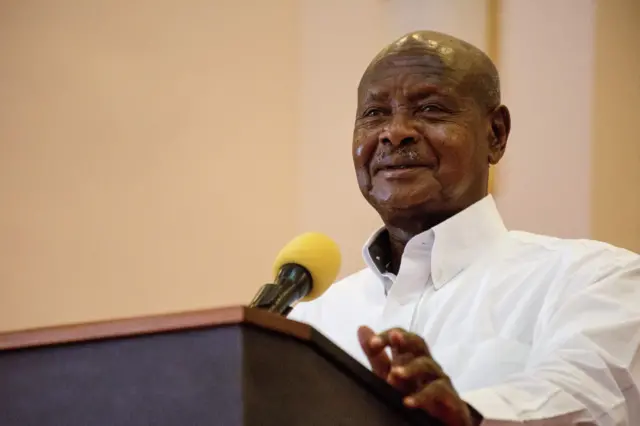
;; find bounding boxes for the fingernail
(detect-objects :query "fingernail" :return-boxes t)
[370,336,382,346]
[404,396,416,407]
[392,366,406,376]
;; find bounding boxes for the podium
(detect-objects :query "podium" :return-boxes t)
[0,306,443,425]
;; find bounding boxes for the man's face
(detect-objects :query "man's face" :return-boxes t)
[353,52,493,221]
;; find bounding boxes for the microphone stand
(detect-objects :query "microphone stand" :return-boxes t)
[248,264,312,316]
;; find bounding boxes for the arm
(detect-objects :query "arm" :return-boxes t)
[360,258,640,425]
[463,258,640,425]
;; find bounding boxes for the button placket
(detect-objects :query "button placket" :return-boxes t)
[380,257,429,331]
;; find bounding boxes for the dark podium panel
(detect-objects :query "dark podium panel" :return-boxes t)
[0,307,442,426]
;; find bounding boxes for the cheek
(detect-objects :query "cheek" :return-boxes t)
[425,124,485,199]
[428,125,479,175]
[352,129,379,176]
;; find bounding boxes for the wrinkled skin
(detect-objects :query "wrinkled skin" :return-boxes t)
[359,326,476,425]
[353,31,510,273]
[354,31,511,425]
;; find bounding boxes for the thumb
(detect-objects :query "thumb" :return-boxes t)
[358,326,391,378]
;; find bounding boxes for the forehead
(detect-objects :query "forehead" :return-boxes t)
[358,53,467,101]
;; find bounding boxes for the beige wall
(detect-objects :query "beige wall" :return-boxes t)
[495,0,596,239]
[0,0,300,331]
[495,0,640,252]
[296,0,384,277]
[496,0,640,252]
[1,0,638,332]
[591,0,640,253]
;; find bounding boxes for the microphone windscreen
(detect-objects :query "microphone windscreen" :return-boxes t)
[272,232,341,302]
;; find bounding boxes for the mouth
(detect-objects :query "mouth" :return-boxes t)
[375,164,433,179]
[379,165,424,170]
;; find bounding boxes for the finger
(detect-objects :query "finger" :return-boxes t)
[389,356,443,395]
[378,328,431,357]
[390,356,444,385]
[358,325,385,356]
[404,379,469,426]
[358,326,391,378]
[383,351,416,391]
[389,351,415,368]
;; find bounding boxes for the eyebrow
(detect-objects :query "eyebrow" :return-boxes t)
[361,83,448,105]
[405,84,445,102]
[361,89,390,104]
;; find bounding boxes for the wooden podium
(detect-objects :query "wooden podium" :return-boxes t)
[0,307,443,425]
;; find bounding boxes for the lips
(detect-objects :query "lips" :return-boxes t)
[374,161,435,174]
[381,165,419,170]
[376,165,430,179]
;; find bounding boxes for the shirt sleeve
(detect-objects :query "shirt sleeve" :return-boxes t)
[462,257,640,425]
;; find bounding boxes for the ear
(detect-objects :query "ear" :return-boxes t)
[488,104,511,165]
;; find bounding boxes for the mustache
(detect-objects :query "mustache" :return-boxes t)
[371,148,437,173]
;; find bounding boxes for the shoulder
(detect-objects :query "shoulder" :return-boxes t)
[495,232,640,322]
[506,230,639,280]
[507,230,638,260]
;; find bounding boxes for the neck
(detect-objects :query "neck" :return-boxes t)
[384,211,456,274]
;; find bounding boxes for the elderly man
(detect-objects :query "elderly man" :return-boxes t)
[289,31,640,425]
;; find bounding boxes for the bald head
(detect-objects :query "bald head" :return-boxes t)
[359,31,500,110]
[352,29,511,236]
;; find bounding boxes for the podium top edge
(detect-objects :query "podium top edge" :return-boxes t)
[0,306,312,351]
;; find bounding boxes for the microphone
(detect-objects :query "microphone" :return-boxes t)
[249,232,341,316]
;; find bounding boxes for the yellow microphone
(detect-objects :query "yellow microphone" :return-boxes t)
[249,232,341,315]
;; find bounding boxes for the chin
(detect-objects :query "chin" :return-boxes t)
[370,192,444,215]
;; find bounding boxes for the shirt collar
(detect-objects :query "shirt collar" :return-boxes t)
[362,195,507,290]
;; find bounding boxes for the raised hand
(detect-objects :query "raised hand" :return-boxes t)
[358,326,478,426]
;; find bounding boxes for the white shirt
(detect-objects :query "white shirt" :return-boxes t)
[289,195,640,425]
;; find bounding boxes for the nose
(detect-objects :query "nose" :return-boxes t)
[378,114,420,146]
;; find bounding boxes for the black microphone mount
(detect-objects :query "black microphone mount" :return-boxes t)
[248,264,313,316]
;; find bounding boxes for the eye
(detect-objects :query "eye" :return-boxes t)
[363,107,387,118]
[418,104,446,114]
